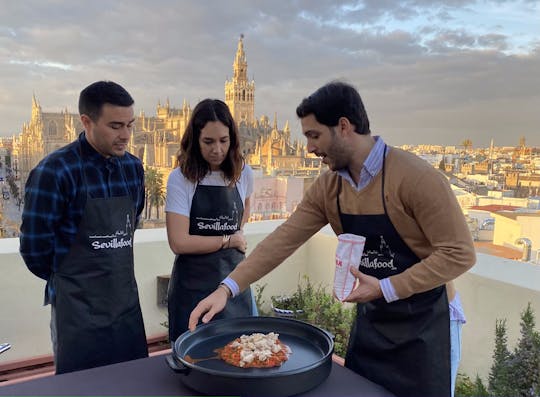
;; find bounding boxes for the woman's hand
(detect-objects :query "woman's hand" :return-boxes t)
[229,230,247,253]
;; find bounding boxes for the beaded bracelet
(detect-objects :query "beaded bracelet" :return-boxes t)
[222,234,231,249]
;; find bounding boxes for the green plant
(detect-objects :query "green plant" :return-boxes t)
[458,302,540,397]
[488,319,513,396]
[271,294,304,312]
[253,283,273,316]
[455,373,475,397]
[270,276,355,358]
[507,302,540,396]
[455,373,488,397]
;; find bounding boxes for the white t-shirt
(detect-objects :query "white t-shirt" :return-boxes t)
[165,165,254,217]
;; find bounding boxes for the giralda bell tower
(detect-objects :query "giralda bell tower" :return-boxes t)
[225,34,255,126]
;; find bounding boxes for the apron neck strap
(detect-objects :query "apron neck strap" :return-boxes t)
[336,144,389,215]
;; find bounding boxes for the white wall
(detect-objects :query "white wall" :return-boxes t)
[250,222,338,308]
[2,222,540,385]
[456,254,540,380]
[0,229,175,363]
[0,222,328,363]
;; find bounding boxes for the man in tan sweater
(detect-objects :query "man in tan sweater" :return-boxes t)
[189,81,476,397]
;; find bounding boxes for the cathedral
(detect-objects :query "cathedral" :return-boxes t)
[9,36,321,185]
[10,95,82,183]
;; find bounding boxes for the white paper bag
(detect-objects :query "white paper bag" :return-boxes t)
[334,233,366,301]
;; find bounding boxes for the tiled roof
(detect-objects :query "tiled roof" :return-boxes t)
[469,204,521,212]
[474,241,523,260]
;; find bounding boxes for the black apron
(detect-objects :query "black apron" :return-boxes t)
[341,146,450,397]
[51,159,148,374]
[167,183,253,343]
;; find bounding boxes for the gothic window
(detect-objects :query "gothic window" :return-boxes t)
[242,90,245,101]
[48,120,58,137]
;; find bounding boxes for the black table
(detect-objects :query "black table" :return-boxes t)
[0,353,395,396]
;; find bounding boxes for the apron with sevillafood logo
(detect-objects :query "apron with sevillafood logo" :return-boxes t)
[167,183,253,343]
[339,146,450,397]
[51,158,147,374]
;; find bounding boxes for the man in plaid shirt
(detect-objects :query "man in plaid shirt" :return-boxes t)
[20,81,148,374]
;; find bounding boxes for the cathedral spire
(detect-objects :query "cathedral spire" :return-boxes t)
[225,35,255,125]
[234,34,247,81]
[31,92,42,123]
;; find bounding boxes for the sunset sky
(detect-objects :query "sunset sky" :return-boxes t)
[1,0,539,147]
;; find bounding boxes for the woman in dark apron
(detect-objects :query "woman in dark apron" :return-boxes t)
[341,146,450,397]
[165,99,254,343]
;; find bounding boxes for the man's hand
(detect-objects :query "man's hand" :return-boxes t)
[343,267,383,303]
[188,287,229,331]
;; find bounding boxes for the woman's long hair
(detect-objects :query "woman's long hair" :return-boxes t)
[177,99,244,185]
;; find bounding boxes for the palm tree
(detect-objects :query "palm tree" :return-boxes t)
[144,167,165,220]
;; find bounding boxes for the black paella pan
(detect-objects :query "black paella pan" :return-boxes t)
[166,316,334,396]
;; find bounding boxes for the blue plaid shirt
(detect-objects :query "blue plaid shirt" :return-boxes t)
[20,133,145,287]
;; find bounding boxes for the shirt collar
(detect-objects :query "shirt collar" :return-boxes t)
[363,136,386,177]
[337,135,386,180]
[78,132,121,168]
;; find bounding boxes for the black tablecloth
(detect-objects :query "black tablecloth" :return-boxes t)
[0,354,395,396]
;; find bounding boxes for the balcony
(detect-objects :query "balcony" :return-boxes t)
[1,220,539,384]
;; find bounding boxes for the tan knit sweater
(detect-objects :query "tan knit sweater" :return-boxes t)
[230,147,476,301]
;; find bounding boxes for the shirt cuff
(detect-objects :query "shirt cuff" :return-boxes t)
[221,277,240,298]
[380,278,399,303]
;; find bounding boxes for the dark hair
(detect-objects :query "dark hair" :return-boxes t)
[296,81,370,135]
[78,81,134,121]
[177,99,243,185]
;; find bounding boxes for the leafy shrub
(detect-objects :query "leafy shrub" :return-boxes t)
[257,276,356,357]
[270,295,304,312]
[456,373,489,397]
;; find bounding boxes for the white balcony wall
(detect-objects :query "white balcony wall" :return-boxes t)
[456,253,540,380]
[248,221,337,304]
[0,221,334,364]
[2,220,540,384]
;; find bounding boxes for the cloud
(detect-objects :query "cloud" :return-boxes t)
[0,0,538,147]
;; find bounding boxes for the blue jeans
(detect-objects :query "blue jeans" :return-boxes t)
[450,320,463,397]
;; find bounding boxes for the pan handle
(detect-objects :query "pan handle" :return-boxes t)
[165,354,191,375]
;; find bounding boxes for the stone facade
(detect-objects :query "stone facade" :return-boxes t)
[12,95,81,183]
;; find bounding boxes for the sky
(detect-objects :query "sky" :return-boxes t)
[0,0,539,148]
